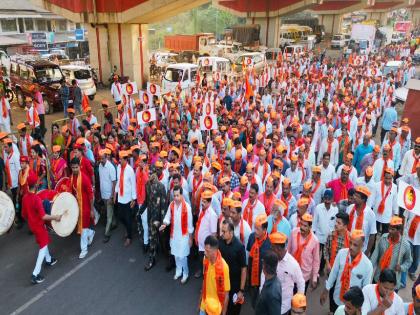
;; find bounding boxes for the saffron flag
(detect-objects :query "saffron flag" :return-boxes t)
[124,82,138,95]
[200,114,218,130]
[139,90,153,107]
[244,75,253,100]
[137,108,157,125]
[398,180,419,215]
[147,82,161,96]
[82,93,89,112]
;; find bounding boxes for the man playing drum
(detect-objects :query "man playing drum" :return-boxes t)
[21,173,62,284]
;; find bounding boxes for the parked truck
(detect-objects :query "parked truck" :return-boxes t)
[164,33,216,56]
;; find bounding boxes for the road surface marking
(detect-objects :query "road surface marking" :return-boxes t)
[10,250,102,315]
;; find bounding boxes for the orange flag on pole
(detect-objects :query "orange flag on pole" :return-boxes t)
[245,74,253,100]
[82,93,89,112]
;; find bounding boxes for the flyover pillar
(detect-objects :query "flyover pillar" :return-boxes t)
[247,16,282,48]
[318,14,342,36]
[86,23,149,88]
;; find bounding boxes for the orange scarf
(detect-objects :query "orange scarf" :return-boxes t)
[202,250,225,305]
[72,173,83,234]
[243,199,257,227]
[339,180,348,201]
[409,216,420,239]
[380,235,400,271]
[311,179,321,198]
[327,138,334,154]
[293,231,313,265]
[255,162,269,183]
[170,199,188,238]
[348,205,365,232]
[26,107,39,129]
[374,284,394,314]
[388,140,396,160]
[30,158,41,175]
[1,97,7,118]
[239,218,245,244]
[195,206,208,245]
[119,163,126,196]
[271,216,283,234]
[411,151,419,174]
[136,167,148,205]
[377,182,392,215]
[330,230,350,266]
[408,303,414,315]
[18,166,29,187]
[249,231,268,286]
[20,134,32,156]
[261,192,275,214]
[340,251,362,302]
[281,193,292,218]
[5,150,13,188]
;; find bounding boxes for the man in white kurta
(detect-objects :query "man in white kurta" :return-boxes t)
[362,282,404,315]
[161,188,194,283]
[372,170,398,229]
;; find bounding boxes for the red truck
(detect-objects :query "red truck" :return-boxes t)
[164,33,216,55]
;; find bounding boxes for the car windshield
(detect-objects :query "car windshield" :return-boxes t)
[74,69,91,80]
[164,68,183,82]
[34,66,63,83]
[359,41,368,49]
[333,35,342,40]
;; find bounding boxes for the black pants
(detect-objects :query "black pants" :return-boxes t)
[249,286,259,309]
[380,128,388,144]
[118,202,133,240]
[320,243,326,273]
[330,281,338,313]
[227,291,242,315]
[39,114,46,137]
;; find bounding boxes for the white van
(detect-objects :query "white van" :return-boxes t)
[61,65,97,100]
[233,52,265,75]
[162,63,198,93]
[283,45,304,61]
[197,56,231,82]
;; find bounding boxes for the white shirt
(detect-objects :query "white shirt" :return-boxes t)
[260,252,305,314]
[0,97,11,128]
[115,163,137,204]
[356,176,376,208]
[234,219,252,248]
[362,284,404,315]
[399,149,419,176]
[18,135,33,157]
[285,167,303,198]
[5,150,21,188]
[111,82,122,102]
[372,158,394,182]
[372,181,398,224]
[163,200,194,257]
[325,248,373,306]
[242,198,266,231]
[320,164,336,186]
[346,204,377,251]
[313,203,338,244]
[99,160,116,199]
[318,139,339,167]
[196,206,217,251]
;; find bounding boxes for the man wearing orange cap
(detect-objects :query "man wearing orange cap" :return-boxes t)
[267,199,292,238]
[320,152,337,187]
[200,235,230,315]
[25,96,40,133]
[211,176,233,217]
[229,137,247,164]
[215,157,240,191]
[69,157,95,259]
[372,166,397,233]
[230,200,252,247]
[356,166,375,207]
[382,127,401,171]
[98,149,117,243]
[73,142,94,185]
[285,154,303,198]
[255,149,271,184]
[245,162,263,193]
[50,145,67,188]
[194,190,218,278]
[160,185,193,283]
[289,197,310,230]
[361,269,404,314]
[321,230,373,312]
[258,176,277,215]
[404,284,420,315]
[318,128,339,167]
[371,216,412,289]
[400,137,420,177]
[247,213,271,307]
[22,172,62,284]
[255,250,282,315]
[372,145,394,183]
[336,153,358,185]
[261,232,305,314]
[17,123,33,157]
[326,166,355,206]
[114,151,137,248]
[288,213,320,292]
[242,183,266,230]
[347,186,377,253]
[66,108,80,137]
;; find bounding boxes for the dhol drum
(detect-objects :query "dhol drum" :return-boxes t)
[50,192,79,237]
[0,191,15,235]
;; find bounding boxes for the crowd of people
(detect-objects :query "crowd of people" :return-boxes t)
[0,34,419,315]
